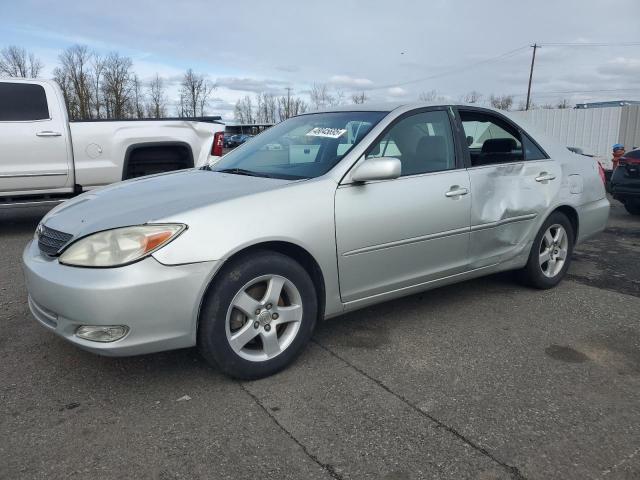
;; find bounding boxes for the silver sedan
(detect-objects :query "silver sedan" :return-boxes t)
[23,103,610,379]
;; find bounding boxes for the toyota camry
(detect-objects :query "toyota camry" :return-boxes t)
[23,103,610,379]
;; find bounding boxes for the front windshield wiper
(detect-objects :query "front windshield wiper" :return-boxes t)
[215,168,273,178]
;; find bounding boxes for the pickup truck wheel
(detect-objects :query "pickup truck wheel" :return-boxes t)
[624,200,640,216]
[519,211,574,289]
[198,250,317,380]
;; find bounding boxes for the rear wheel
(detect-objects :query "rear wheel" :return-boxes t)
[519,212,574,289]
[624,199,640,215]
[198,251,317,379]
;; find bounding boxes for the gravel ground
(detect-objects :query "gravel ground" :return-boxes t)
[1,199,639,479]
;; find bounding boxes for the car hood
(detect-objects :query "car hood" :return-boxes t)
[43,169,294,238]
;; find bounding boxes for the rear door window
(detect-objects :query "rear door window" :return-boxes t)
[459,110,523,166]
[0,82,50,121]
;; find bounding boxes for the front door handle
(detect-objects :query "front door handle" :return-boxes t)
[535,172,556,183]
[36,131,62,137]
[445,186,469,198]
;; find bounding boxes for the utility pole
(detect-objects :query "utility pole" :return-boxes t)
[285,87,293,118]
[525,43,540,111]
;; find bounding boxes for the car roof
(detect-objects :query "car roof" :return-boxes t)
[303,101,513,116]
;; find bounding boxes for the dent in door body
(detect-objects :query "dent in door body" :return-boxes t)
[468,159,561,269]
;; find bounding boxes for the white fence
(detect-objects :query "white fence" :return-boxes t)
[511,107,627,158]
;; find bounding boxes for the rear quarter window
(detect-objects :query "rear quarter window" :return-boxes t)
[0,82,50,121]
[521,134,548,161]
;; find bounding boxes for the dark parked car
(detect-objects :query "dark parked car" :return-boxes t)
[226,134,253,148]
[610,148,640,215]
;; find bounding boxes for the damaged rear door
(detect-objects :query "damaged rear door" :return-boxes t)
[455,107,561,269]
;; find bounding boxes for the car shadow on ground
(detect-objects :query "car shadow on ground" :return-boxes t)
[39,270,521,383]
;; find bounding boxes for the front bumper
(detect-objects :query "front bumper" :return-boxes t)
[22,240,219,356]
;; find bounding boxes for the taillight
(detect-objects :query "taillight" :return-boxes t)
[597,161,606,185]
[211,131,224,157]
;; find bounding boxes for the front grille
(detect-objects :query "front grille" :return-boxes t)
[38,224,73,256]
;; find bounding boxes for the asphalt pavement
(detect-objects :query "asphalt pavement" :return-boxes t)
[1,200,639,479]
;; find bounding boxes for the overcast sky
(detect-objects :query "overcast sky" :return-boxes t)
[2,0,640,119]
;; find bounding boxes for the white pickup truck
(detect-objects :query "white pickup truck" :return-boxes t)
[0,78,225,207]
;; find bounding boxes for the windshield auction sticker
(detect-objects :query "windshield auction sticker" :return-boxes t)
[306,127,347,139]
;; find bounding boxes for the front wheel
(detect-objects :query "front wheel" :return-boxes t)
[519,212,574,289]
[198,250,317,379]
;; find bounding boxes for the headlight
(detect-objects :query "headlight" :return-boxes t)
[59,224,185,267]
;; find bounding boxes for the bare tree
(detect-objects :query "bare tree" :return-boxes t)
[418,89,439,102]
[291,97,307,116]
[234,95,255,124]
[102,52,133,119]
[351,92,368,104]
[130,75,145,118]
[53,66,78,118]
[91,54,106,118]
[58,45,93,119]
[0,45,43,77]
[180,69,216,117]
[461,90,483,104]
[556,98,570,109]
[489,94,514,111]
[277,92,307,121]
[147,74,167,118]
[310,83,335,110]
[256,92,277,123]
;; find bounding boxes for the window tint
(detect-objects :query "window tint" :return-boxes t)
[212,111,386,179]
[366,110,456,176]
[0,83,49,121]
[522,134,548,160]
[460,111,523,166]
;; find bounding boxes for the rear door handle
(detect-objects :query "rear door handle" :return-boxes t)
[36,131,62,137]
[445,186,469,198]
[535,172,556,183]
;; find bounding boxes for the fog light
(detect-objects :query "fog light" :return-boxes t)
[75,325,129,342]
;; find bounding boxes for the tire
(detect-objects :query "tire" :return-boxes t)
[519,211,574,289]
[198,250,318,379]
[624,200,640,216]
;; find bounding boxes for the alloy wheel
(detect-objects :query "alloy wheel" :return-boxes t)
[539,224,569,278]
[225,275,303,362]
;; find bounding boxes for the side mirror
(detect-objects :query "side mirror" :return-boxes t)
[351,157,401,183]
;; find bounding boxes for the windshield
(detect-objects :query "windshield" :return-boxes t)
[210,111,387,179]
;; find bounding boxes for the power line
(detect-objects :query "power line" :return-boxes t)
[540,41,640,47]
[512,87,640,98]
[366,45,530,91]
[363,41,640,94]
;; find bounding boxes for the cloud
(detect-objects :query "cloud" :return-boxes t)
[598,57,640,78]
[214,76,289,94]
[387,87,408,97]
[328,75,374,88]
[275,65,300,73]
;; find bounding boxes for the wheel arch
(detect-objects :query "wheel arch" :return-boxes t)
[552,204,579,244]
[121,141,194,180]
[197,240,327,331]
